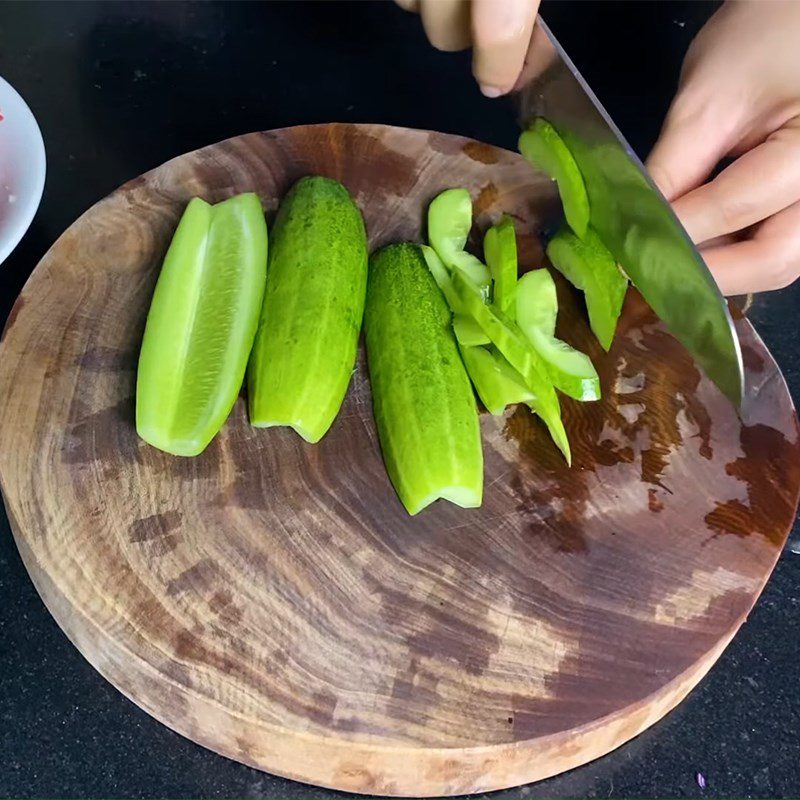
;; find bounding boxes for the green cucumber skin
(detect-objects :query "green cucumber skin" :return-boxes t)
[247,176,368,442]
[365,244,483,515]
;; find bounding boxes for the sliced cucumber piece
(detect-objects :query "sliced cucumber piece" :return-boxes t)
[460,344,534,415]
[423,245,491,346]
[546,226,628,351]
[365,243,483,515]
[453,314,491,346]
[519,118,590,240]
[484,215,518,317]
[137,193,268,456]
[518,268,557,336]
[451,251,492,293]
[451,268,571,464]
[427,188,491,295]
[516,270,601,402]
[248,176,368,442]
[422,246,490,346]
[421,244,461,310]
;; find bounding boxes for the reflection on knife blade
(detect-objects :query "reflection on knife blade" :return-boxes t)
[514,17,744,406]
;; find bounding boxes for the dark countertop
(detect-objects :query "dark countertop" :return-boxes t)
[0,2,798,798]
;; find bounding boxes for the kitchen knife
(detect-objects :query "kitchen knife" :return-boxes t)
[515,18,744,406]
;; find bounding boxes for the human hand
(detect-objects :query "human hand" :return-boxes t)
[395,0,543,98]
[647,0,800,295]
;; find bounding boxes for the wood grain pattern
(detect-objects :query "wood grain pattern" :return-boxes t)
[0,124,798,797]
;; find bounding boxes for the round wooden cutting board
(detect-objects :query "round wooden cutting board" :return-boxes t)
[1,124,798,797]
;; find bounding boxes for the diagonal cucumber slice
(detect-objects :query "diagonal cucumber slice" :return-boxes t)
[422,246,491,347]
[516,270,601,402]
[427,188,491,295]
[453,314,491,346]
[546,226,628,352]
[484,215,518,317]
[519,118,590,240]
[136,193,268,456]
[421,244,461,311]
[452,269,571,464]
[459,344,534,415]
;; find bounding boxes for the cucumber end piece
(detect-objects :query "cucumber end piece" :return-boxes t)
[249,416,325,444]
[136,424,210,458]
[404,484,483,515]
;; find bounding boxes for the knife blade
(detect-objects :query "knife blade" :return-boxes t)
[514,18,744,406]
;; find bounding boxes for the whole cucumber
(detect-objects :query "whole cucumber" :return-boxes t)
[248,176,368,442]
[365,243,483,515]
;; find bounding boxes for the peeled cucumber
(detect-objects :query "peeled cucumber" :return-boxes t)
[546,225,628,351]
[136,193,268,457]
[519,118,590,239]
[365,243,483,515]
[516,270,600,402]
[247,176,368,442]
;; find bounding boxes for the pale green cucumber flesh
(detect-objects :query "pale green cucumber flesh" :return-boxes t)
[453,314,490,346]
[451,251,492,297]
[527,330,601,402]
[427,188,471,256]
[519,118,590,239]
[516,270,601,402]
[484,215,518,316]
[516,268,557,335]
[423,246,490,347]
[365,243,483,515]
[427,188,491,293]
[452,269,571,463]
[247,176,368,442]
[546,226,628,352]
[460,344,534,415]
[136,193,268,456]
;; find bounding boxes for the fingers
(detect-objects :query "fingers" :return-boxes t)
[671,118,800,244]
[471,0,539,97]
[701,199,800,295]
[646,98,735,202]
[512,22,555,91]
[408,0,543,96]
[420,0,472,52]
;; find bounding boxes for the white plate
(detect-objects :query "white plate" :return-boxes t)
[0,75,46,266]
